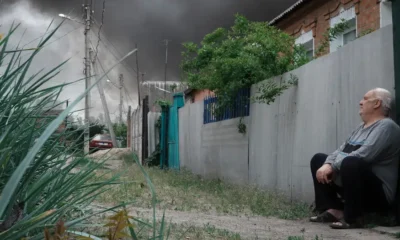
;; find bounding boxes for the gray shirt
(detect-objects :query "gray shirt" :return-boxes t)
[325,118,400,203]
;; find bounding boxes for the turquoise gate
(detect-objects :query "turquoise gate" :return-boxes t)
[167,93,184,169]
[160,93,184,169]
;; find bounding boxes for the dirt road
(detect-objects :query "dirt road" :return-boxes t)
[131,207,394,240]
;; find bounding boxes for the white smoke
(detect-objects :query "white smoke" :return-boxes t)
[0,0,137,122]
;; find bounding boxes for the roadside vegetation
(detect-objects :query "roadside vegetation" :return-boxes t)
[0,21,164,239]
[95,161,310,220]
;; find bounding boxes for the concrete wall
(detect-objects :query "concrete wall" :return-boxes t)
[179,101,203,175]
[250,24,394,203]
[179,25,395,203]
[179,101,250,184]
[131,105,143,163]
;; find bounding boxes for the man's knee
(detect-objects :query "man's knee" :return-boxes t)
[310,153,328,170]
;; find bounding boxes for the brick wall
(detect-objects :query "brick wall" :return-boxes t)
[185,89,215,103]
[274,0,381,56]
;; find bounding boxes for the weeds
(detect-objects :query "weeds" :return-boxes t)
[0,20,146,239]
[121,152,136,165]
[164,222,241,240]
[287,237,304,240]
[96,164,310,220]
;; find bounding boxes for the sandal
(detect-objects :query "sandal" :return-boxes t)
[329,219,360,229]
[310,211,339,223]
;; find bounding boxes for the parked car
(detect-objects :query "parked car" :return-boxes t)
[89,134,113,151]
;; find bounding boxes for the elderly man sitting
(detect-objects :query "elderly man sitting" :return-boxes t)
[310,88,400,229]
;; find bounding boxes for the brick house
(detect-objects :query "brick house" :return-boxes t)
[185,0,394,102]
[184,88,214,104]
[271,0,393,57]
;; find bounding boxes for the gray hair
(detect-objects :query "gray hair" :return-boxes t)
[373,88,392,117]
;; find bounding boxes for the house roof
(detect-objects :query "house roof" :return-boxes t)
[184,88,194,95]
[269,0,311,25]
[269,0,395,26]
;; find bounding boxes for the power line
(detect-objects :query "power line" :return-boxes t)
[92,19,138,75]
[123,86,135,104]
[90,35,139,105]
[90,39,134,107]
[90,19,142,109]
[44,24,83,48]
[88,39,118,86]
[5,24,82,64]
[88,27,136,110]
[135,42,141,105]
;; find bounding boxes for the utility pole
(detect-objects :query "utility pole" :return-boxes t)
[136,43,141,106]
[141,72,147,97]
[163,39,169,99]
[90,52,118,147]
[84,2,92,154]
[119,74,124,124]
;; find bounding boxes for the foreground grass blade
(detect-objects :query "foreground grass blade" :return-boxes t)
[66,231,102,240]
[0,48,137,218]
[131,152,159,239]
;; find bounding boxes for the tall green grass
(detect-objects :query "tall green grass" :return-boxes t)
[0,21,167,239]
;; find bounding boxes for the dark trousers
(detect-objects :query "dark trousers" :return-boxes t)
[310,153,390,223]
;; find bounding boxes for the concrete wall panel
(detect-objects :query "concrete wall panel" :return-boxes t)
[290,53,340,202]
[336,25,395,146]
[178,25,395,203]
[201,117,250,183]
[179,105,189,167]
[249,85,279,189]
[276,85,298,195]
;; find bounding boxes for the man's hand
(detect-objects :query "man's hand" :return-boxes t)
[316,164,334,184]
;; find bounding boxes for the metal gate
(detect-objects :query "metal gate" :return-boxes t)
[167,93,184,170]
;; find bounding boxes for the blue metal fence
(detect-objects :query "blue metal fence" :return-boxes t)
[203,88,250,124]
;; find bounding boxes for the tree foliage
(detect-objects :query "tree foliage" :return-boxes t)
[66,121,106,154]
[315,18,351,56]
[181,14,309,113]
[113,123,127,147]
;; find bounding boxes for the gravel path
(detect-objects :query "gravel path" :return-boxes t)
[129,207,394,240]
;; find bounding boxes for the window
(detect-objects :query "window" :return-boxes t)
[93,134,111,141]
[295,30,314,59]
[330,7,357,53]
[303,39,314,59]
[342,18,356,46]
[380,1,393,28]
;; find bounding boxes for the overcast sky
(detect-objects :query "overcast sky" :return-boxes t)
[0,0,296,119]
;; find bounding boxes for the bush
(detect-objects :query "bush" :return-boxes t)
[181,14,309,116]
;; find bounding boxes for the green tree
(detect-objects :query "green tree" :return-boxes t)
[181,14,308,114]
[113,123,127,147]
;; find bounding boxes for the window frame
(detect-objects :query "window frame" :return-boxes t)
[295,30,315,59]
[329,7,357,53]
[342,18,357,46]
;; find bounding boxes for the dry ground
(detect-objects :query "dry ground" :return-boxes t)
[86,150,397,240]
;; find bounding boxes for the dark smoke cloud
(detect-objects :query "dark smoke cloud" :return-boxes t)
[0,0,296,116]
[12,0,296,82]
